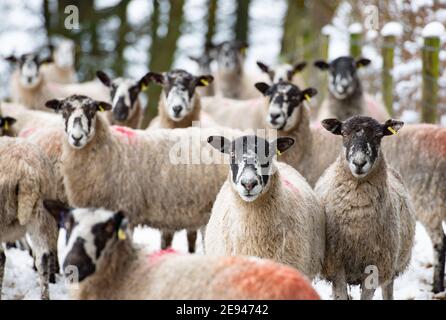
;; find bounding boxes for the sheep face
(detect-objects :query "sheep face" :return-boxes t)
[53,39,75,69]
[256,61,307,83]
[0,116,16,136]
[255,82,317,131]
[6,53,52,89]
[45,95,112,149]
[97,71,151,122]
[314,56,371,100]
[212,41,247,74]
[321,116,403,178]
[189,52,213,74]
[149,69,213,121]
[208,135,294,202]
[43,200,127,282]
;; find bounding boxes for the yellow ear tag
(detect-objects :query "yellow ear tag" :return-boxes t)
[240,47,246,54]
[4,121,8,131]
[118,229,126,240]
[387,126,397,135]
[98,105,105,112]
[304,94,311,102]
[141,84,148,91]
[200,79,209,86]
[276,149,282,156]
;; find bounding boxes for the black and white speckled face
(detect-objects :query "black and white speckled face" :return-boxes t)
[149,69,213,121]
[321,116,403,178]
[314,56,371,100]
[212,41,247,73]
[45,95,112,149]
[6,53,52,88]
[256,61,307,83]
[43,200,126,282]
[255,82,317,131]
[208,135,294,202]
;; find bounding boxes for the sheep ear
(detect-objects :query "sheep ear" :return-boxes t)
[39,56,53,65]
[4,55,18,63]
[256,61,269,73]
[45,99,62,112]
[196,75,214,87]
[300,88,318,102]
[356,58,371,69]
[254,82,271,96]
[147,72,164,85]
[207,136,232,154]
[292,61,307,74]
[114,211,128,240]
[43,199,72,228]
[1,116,17,129]
[271,137,295,156]
[383,119,404,136]
[96,70,112,87]
[314,60,330,70]
[138,72,152,91]
[95,101,112,112]
[321,118,343,135]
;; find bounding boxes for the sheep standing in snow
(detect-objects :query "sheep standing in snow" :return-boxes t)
[96,70,150,129]
[256,60,306,87]
[0,138,58,300]
[315,116,416,300]
[44,200,320,300]
[189,51,215,96]
[41,39,78,84]
[314,56,390,122]
[205,135,325,280]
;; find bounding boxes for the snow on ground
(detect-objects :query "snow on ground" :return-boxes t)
[1,222,442,300]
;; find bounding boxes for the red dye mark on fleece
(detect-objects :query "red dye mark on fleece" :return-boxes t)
[19,127,38,138]
[112,126,137,144]
[282,177,300,195]
[148,248,178,265]
[217,257,319,300]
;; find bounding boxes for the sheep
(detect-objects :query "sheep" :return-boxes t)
[205,135,325,280]
[43,200,320,300]
[44,95,242,254]
[6,52,108,111]
[315,116,416,300]
[256,60,306,87]
[0,137,58,300]
[41,39,78,84]
[314,56,390,122]
[147,69,214,129]
[188,50,215,96]
[210,40,262,99]
[96,70,151,129]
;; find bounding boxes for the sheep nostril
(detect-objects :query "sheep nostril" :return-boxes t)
[172,106,182,115]
[353,159,366,169]
[241,179,258,192]
[270,114,280,121]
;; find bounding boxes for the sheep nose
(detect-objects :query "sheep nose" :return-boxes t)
[353,159,367,169]
[270,113,280,122]
[27,76,33,83]
[172,105,182,115]
[71,135,81,142]
[241,179,258,191]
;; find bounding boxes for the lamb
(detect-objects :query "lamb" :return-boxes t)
[41,39,78,84]
[256,60,306,87]
[314,56,390,122]
[6,52,108,111]
[210,40,263,99]
[147,69,214,129]
[96,70,151,128]
[315,116,416,300]
[0,137,58,300]
[205,135,325,280]
[44,95,242,253]
[189,50,215,96]
[43,200,320,300]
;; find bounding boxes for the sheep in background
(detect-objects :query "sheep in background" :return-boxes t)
[41,39,78,84]
[0,137,58,300]
[96,70,150,129]
[314,56,390,122]
[205,135,325,280]
[315,116,415,300]
[44,200,320,300]
[256,60,306,87]
[188,50,215,96]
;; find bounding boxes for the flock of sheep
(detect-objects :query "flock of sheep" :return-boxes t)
[0,37,445,300]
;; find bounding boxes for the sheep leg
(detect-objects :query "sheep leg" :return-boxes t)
[0,246,5,300]
[332,271,348,300]
[187,230,197,253]
[426,224,446,293]
[381,280,394,300]
[360,282,376,300]
[49,251,59,284]
[35,251,50,300]
[200,225,207,253]
[161,231,174,250]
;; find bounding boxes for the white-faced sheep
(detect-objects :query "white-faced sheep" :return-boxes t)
[43,200,320,300]
[0,137,58,300]
[6,52,108,111]
[315,116,416,300]
[256,60,306,87]
[205,135,325,280]
[44,95,242,253]
[313,56,390,122]
[96,70,151,129]
[41,39,78,84]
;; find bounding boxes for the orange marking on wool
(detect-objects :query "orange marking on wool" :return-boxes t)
[19,127,38,138]
[218,257,319,300]
[148,248,178,264]
[414,126,446,158]
[112,126,137,144]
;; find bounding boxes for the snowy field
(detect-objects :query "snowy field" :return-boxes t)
[2,222,445,300]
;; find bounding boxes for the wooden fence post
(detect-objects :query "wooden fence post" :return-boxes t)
[349,23,363,58]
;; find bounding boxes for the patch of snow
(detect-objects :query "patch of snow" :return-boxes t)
[321,24,334,36]
[400,110,420,124]
[422,21,445,38]
[349,22,363,34]
[436,9,446,22]
[381,22,404,37]
[441,114,446,127]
